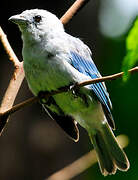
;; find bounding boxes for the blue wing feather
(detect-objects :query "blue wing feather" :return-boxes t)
[70,51,115,129]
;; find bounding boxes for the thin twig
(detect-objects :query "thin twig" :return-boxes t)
[60,0,90,24]
[78,66,138,88]
[46,135,129,180]
[1,66,137,118]
[0,26,20,67]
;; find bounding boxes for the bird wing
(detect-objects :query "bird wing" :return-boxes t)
[68,42,115,129]
[42,96,79,142]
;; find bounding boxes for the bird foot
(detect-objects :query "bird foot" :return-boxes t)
[38,91,50,104]
[69,83,79,98]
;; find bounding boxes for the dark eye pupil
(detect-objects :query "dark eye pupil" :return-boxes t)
[34,15,42,23]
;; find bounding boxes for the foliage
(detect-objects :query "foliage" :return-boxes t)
[122,17,138,81]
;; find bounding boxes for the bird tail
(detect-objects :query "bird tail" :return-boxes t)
[89,122,130,175]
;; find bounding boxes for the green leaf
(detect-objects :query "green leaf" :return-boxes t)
[122,17,138,81]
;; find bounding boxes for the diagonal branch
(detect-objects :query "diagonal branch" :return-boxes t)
[61,0,90,24]
[78,66,138,87]
[0,26,20,67]
[0,27,25,134]
[45,135,129,180]
[0,66,137,119]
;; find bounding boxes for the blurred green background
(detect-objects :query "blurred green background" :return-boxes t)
[0,0,138,180]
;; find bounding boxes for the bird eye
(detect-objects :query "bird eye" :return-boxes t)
[33,15,42,23]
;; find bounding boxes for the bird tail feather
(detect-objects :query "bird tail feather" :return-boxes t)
[89,123,129,175]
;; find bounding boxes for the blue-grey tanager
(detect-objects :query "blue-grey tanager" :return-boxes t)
[9,9,129,175]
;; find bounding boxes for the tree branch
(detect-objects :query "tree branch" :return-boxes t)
[0,66,137,119]
[0,27,25,134]
[0,26,20,67]
[45,135,129,180]
[60,0,90,24]
[78,66,138,88]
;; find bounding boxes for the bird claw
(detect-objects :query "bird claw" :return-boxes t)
[38,91,49,104]
[69,83,79,98]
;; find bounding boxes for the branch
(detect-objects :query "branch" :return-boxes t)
[78,66,138,87]
[60,0,90,24]
[45,135,129,180]
[0,27,25,134]
[1,66,137,119]
[0,26,20,67]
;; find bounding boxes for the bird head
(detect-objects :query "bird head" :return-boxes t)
[9,9,64,38]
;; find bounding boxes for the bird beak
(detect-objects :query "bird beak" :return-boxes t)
[9,14,26,24]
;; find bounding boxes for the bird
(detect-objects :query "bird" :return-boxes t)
[9,9,129,175]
